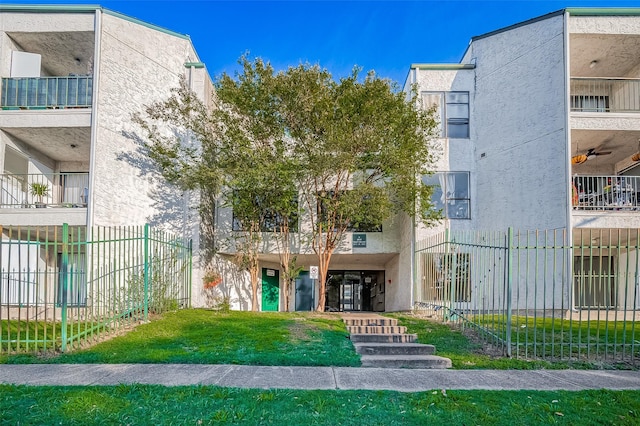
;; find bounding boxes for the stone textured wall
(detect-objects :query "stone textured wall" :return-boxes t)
[91,12,200,228]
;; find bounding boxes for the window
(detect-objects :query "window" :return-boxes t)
[422,91,470,138]
[232,194,299,232]
[318,190,383,233]
[422,172,470,219]
[57,252,87,307]
[419,252,471,303]
[445,92,469,138]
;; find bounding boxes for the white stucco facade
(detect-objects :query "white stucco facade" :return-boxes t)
[409,8,640,314]
[0,5,212,305]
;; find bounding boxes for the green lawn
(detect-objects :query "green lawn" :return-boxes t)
[3,309,637,369]
[1,385,638,425]
[388,314,618,369]
[0,310,360,366]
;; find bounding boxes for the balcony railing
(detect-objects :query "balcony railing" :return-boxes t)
[0,173,89,208]
[570,77,640,113]
[1,76,92,110]
[573,175,640,211]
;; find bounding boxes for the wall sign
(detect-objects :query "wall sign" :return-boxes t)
[309,266,319,280]
[353,234,367,248]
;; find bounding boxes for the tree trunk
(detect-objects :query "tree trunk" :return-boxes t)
[250,260,259,311]
[315,248,333,312]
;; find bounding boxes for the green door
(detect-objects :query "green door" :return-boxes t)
[261,268,279,311]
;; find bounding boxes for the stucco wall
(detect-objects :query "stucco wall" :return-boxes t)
[468,14,568,231]
[570,15,640,34]
[91,12,200,228]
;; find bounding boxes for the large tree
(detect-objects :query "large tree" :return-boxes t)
[136,59,300,311]
[274,65,439,310]
[136,57,438,312]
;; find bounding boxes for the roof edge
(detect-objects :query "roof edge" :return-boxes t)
[567,7,640,16]
[0,4,101,12]
[410,64,475,70]
[471,9,565,43]
[102,9,190,40]
[0,4,191,41]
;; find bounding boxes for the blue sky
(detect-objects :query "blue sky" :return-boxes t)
[10,0,640,83]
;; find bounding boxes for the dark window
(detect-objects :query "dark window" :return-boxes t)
[232,194,298,232]
[422,91,470,138]
[422,171,470,219]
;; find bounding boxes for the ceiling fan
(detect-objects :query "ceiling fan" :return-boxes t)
[571,147,612,165]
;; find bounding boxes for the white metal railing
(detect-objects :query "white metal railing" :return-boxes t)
[573,175,639,210]
[570,77,640,113]
[1,76,92,109]
[0,173,89,208]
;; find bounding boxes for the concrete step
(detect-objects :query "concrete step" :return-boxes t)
[353,342,436,356]
[360,354,452,369]
[346,325,407,334]
[350,333,418,343]
[343,318,398,327]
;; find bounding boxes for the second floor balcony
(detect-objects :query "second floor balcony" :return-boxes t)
[573,175,640,211]
[571,78,640,114]
[1,173,89,209]
[1,76,92,110]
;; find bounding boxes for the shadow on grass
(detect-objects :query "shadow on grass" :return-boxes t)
[1,310,360,367]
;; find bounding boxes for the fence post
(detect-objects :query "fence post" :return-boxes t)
[143,224,150,322]
[188,239,193,308]
[60,223,69,352]
[505,227,513,357]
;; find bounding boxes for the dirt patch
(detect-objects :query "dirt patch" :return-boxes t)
[288,322,321,342]
[458,325,506,358]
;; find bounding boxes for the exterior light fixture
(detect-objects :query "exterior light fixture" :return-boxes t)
[571,154,588,165]
[589,60,598,69]
[632,139,640,162]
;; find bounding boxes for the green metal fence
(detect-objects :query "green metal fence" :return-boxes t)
[415,228,639,365]
[0,223,191,353]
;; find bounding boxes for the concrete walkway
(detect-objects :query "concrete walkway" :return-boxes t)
[1,364,639,391]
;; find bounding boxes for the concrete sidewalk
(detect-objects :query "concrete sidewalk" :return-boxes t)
[1,364,639,392]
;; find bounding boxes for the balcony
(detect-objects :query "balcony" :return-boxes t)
[0,173,89,208]
[573,175,640,211]
[570,78,640,113]
[1,76,92,110]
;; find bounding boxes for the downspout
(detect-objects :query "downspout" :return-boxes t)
[87,8,102,228]
[410,65,418,310]
[563,10,574,310]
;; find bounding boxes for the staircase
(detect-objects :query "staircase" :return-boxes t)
[343,314,452,369]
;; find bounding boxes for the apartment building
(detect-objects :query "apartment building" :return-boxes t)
[213,7,640,313]
[408,8,640,312]
[0,5,212,305]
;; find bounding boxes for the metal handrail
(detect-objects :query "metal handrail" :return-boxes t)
[0,172,89,208]
[573,175,639,210]
[570,77,640,113]
[1,76,92,109]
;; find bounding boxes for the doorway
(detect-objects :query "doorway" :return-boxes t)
[326,270,384,312]
[573,256,615,309]
[295,271,314,311]
[261,268,279,311]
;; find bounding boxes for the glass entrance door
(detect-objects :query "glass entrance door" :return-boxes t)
[342,271,362,311]
[325,270,384,312]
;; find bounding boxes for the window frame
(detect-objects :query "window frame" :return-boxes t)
[423,171,471,220]
[421,91,470,139]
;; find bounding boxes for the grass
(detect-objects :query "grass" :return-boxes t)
[0,310,360,366]
[3,309,637,369]
[1,385,639,425]
[388,313,624,369]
